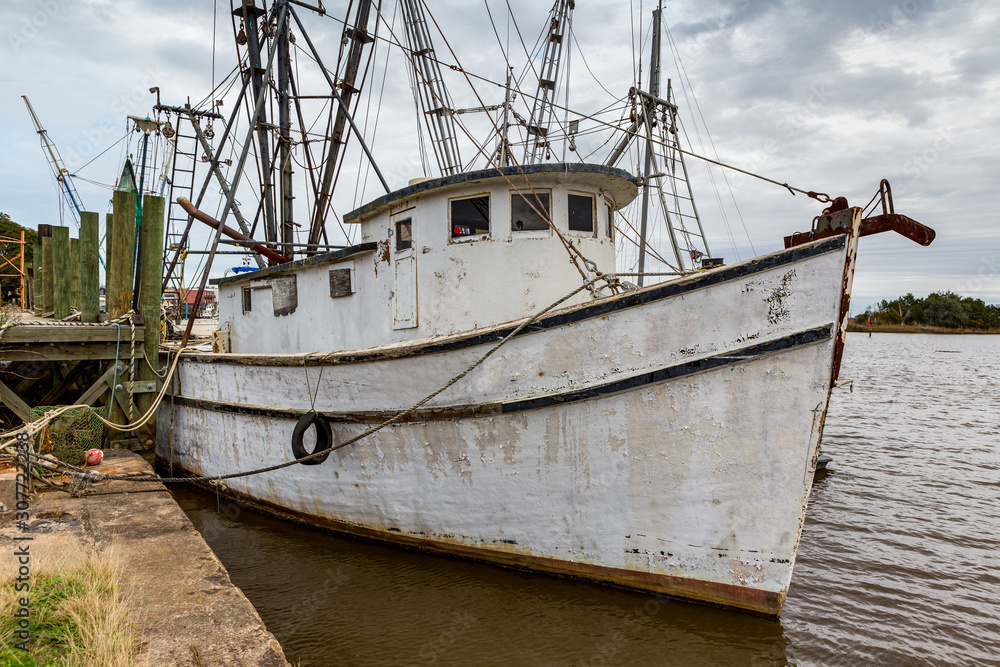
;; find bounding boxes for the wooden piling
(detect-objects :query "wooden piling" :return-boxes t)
[106,191,136,433]
[136,195,165,418]
[70,237,80,309]
[107,191,136,319]
[80,212,100,323]
[32,243,42,314]
[51,226,71,319]
[105,213,113,297]
[41,236,54,314]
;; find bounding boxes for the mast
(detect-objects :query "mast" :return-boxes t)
[277,0,294,254]
[524,0,575,164]
[307,0,376,249]
[636,3,661,286]
[235,0,278,256]
[500,69,513,167]
[400,0,463,176]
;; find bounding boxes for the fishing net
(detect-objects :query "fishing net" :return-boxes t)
[30,405,104,466]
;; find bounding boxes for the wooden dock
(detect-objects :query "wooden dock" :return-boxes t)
[0,319,148,428]
[0,192,164,448]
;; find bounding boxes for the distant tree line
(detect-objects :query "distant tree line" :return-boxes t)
[857,292,1000,330]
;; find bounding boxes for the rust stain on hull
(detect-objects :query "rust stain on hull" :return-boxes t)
[161,457,786,617]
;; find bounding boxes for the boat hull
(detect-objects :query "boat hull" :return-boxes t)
[157,232,859,616]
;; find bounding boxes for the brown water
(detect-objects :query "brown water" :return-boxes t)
[171,333,1000,666]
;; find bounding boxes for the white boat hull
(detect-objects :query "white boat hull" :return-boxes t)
[157,231,859,616]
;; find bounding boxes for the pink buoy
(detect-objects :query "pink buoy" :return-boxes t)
[84,449,104,466]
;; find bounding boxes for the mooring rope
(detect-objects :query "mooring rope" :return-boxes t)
[0,344,190,460]
[4,270,699,490]
[7,272,640,486]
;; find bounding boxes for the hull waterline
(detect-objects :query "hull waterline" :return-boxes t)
[157,230,860,616]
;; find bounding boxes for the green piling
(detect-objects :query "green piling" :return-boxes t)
[136,195,165,418]
[80,212,100,323]
[107,191,136,319]
[70,236,80,310]
[41,236,54,314]
[107,191,136,432]
[105,212,113,302]
[32,243,42,314]
[51,226,71,319]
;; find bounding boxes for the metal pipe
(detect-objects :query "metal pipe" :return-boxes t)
[178,198,290,264]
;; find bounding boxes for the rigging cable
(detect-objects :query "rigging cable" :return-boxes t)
[355,1,397,215]
[570,29,617,100]
[391,2,593,281]
[663,20,755,258]
[313,12,829,203]
[72,132,128,175]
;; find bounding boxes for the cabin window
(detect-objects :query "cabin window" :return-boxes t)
[396,219,412,251]
[450,195,490,240]
[568,193,595,233]
[511,191,550,231]
[241,287,252,314]
[606,201,615,240]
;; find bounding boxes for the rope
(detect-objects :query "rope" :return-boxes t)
[128,315,136,426]
[11,272,637,486]
[303,355,325,412]
[0,346,190,460]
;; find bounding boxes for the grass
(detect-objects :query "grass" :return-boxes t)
[0,543,138,666]
[846,322,1000,334]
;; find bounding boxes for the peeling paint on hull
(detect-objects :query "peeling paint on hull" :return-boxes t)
[157,233,860,617]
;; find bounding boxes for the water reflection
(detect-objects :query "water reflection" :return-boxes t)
[170,333,1000,665]
[172,487,790,666]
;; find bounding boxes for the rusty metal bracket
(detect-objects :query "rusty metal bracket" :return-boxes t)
[784,179,936,249]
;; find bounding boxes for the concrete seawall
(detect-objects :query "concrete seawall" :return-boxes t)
[0,450,288,665]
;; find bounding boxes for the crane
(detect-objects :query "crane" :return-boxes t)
[22,95,86,228]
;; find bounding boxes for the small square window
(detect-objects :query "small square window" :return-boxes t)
[450,195,490,239]
[396,219,412,251]
[568,194,594,233]
[511,192,550,231]
[329,268,353,297]
[241,287,252,314]
[606,202,615,240]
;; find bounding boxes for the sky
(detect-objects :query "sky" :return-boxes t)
[1,0,997,311]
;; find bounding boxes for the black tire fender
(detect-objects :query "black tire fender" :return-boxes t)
[291,411,332,465]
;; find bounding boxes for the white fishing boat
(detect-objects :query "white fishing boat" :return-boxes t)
[155,0,933,615]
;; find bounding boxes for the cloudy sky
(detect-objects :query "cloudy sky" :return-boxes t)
[1,0,997,310]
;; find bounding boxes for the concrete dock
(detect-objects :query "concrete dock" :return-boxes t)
[0,450,288,666]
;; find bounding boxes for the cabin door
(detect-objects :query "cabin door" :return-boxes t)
[393,215,417,329]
